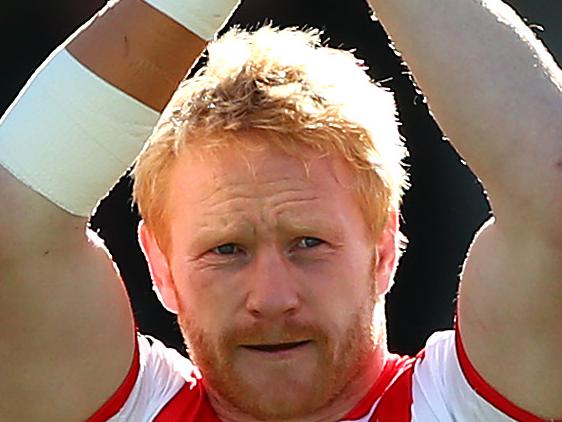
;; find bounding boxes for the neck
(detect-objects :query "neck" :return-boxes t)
[209,344,389,422]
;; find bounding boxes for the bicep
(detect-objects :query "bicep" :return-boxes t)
[0,167,135,421]
[458,220,562,419]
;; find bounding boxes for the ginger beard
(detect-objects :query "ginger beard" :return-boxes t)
[176,290,380,420]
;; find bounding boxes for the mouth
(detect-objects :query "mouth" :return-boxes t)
[241,340,312,353]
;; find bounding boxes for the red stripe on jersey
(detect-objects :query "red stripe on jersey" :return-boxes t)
[344,354,417,421]
[155,381,220,422]
[86,342,140,422]
[369,353,421,422]
[455,329,561,422]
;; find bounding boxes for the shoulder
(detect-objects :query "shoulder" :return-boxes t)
[372,330,550,422]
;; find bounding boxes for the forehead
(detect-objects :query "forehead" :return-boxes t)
[163,132,366,237]
[174,139,353,198]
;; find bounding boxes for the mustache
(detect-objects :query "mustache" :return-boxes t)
[221,319,329,347]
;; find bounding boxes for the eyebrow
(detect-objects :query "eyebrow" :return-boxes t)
[275,218,344,242]
[189,214,345,252]
[184,217,255,255]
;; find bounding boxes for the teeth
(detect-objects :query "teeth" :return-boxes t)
[245,341,308,352]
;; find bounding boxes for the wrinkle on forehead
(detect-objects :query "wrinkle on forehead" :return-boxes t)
[165,134,365,252]
[194,185,326,234]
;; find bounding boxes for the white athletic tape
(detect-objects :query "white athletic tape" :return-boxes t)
[143,0,241,40]
[0,47,160,216]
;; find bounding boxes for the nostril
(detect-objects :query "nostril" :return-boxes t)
[249,308,261,318]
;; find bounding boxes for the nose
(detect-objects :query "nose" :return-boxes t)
[245,247,301,320]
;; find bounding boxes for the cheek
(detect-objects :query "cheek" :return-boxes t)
[172,264,245,334]
[306,261,373,316]
[309,272,375,349]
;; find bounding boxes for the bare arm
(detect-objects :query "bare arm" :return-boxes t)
[367,0,562,418]
[0,0,206,420]
[67,0,206,112]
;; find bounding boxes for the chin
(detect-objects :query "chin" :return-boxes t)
[206,358,340,421]
[235,382,321,420]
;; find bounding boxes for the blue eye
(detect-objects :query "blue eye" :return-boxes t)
[296,237,323,249]
[212,243,241,255]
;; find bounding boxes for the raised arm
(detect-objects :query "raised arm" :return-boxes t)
[0,0,236,420]
[367,0,561,418]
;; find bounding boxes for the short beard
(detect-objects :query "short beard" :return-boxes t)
[177,298,379,421]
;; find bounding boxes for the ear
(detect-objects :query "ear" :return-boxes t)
[138,221,179,314]
[373,210,400,297]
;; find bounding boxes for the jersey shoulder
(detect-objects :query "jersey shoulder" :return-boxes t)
[88,334,214,422]
[359,330,552,422]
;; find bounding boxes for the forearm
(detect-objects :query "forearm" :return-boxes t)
[67,0,206,112]
[368,0,562,228]
[0,0,238,218]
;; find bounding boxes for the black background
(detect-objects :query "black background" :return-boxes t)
[1,0,560,356]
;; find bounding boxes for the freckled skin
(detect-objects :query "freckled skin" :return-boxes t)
[142,133,399,421]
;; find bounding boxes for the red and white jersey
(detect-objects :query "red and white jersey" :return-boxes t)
[87,329,556,421]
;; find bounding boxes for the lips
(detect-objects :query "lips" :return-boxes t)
[241,340,311,352]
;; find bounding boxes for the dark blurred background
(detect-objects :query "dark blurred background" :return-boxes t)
[1,0,560,356]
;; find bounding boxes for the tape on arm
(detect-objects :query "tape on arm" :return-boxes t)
[142,0,241,40]
[0,47,160,217]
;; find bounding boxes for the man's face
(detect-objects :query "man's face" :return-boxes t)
[152,134,392,420]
